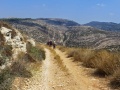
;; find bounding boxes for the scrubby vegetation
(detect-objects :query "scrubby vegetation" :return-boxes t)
[26,42,45,61]
[0,43,45,90]
[58,46,120,89]
[45,45,68,72]
[0,21,13,29]
[0,45,12,65]
[0,21,46,90]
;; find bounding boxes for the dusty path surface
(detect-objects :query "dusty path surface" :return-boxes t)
[55,49,111,90]
[12,48,111,90]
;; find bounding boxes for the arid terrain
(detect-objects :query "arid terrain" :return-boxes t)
[11,47,111,90]
[1,18,120,49]
[0,19,120,90]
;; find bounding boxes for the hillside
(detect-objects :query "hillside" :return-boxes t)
[85,21,120,31]
[1,18,120,49]
[1,18,75,44]
[0,22,45,90]
[64,26,120,49]
[36,18,80,26]
[0,21,119,90]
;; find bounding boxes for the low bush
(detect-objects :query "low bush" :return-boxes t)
[11,61,32,78]
[26,42,45,61]
[0,45,12,66]
[0,67,14,90]
[57,46,67,52]
[61,46,120,88]
[66,49,82,62]
[94,50,120,75]
[31,46,45,60]
[110,69,120,89]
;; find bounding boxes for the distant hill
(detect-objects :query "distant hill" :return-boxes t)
[64,26,120,49]
[84,21,120,31]
[1,18,120,49]
[36,18,80,26]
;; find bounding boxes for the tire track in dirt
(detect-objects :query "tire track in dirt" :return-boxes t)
[55,49,111,90]
[12,48,111,90]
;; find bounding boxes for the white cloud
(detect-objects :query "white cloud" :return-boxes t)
[42,4,46,7]
[109,13,115,16]
[96,3,105,7]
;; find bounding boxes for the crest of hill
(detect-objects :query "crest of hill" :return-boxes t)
[1,18,120,50]
[36,18,80,26]
[84,21,120,31]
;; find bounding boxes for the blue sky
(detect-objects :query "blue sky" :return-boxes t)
[0,0,120,24]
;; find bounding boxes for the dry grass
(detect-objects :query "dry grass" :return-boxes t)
[66,48,96,68]
[110,69,120,89]
[0,67,14,90]
[0,21,13,29]
[54,54,68,72]
[94,50,120,75]
[45,45,68,72]
[60,46,120,75]
[59,46,120,89]
[0,32,5,45]
[0,21,45,89]
[11,61,33,78]
[0,45,12,66]
[57,46,68,52]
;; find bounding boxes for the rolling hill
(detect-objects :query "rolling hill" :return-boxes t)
[84,21,120,31]
[1,18,120,50]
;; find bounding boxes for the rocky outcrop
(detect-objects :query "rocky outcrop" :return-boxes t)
[0,27,26,59]
[1,18,120,49]
[0,23,36,71]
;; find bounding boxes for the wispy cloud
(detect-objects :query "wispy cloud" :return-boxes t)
[109,13,115,16]
[42,4,46,7]
[32,4,46,8]
[96,3,105,7]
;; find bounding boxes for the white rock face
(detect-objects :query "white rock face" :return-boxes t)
[0,65,6,70]
[0,27,12,35]
[0,26,37,71]
[0,27,27,59]
[0,27,12,43]
[27,38,36,46]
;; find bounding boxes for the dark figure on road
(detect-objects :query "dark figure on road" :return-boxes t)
[47,40,56,49]
[47,40,53,47]
[52,43,56,49]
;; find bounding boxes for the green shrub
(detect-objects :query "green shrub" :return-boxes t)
[26,42,45,61]
[29,46,45,60]
[0,45,12,66]
[0,68,14,90]
[11,61,32,78]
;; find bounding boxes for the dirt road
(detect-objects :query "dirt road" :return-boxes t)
[12,48,111,90]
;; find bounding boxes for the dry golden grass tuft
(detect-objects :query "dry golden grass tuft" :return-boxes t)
[45,45,68,72]
[94,50,120,75]
[11,44,44,78]
[110,69,120,89]
[58,46,120,89]
[57,46,68,52]
[0,21,13,29]
[60,47,120,75]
